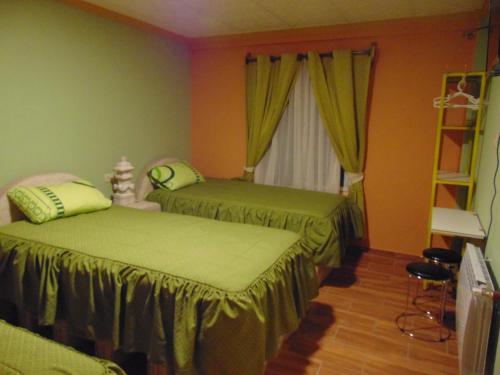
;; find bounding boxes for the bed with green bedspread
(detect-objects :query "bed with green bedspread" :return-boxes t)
[0,319,125,375]
[147,178,357,267]
[0,206,318,375]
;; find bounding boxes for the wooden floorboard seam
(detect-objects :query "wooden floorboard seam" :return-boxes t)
[265,247,458,375]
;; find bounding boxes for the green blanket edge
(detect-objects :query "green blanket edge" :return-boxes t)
[0,319,125,375]
[0,233,318,375]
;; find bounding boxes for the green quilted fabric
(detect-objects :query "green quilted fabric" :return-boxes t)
[0,320,125,375]
[0,206,318,375]
[147,178,357,267]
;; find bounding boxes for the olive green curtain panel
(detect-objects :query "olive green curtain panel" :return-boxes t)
[307,49,373,238]
[244,54,299,181]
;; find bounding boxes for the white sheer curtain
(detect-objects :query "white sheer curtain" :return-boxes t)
[254,63,342,193]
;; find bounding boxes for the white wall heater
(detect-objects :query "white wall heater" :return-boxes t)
[456,243,496,375]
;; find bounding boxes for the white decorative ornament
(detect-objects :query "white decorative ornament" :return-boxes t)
[111,156,136,206]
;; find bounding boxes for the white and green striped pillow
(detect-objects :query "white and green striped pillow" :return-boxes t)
[8,180,111,224]
[148,161,205,191]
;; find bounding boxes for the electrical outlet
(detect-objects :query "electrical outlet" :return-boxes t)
[104,173,114,182]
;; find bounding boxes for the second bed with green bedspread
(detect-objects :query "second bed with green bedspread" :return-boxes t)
[0,206,318,375]
[147,178,358,267]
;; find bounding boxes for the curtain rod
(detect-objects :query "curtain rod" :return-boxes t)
[245,46,373,64]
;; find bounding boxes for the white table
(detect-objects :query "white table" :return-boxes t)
[431,207,486,239]
[115,200,161,212]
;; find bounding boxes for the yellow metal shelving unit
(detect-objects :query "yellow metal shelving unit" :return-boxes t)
[426,72,487,247]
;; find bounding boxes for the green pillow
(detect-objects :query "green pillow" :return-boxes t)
[7,180,112,224]
[148,161,205,191]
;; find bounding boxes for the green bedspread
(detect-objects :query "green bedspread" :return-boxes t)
[147,178,357,267]
[0,319,125,375]
[0,206,318,375]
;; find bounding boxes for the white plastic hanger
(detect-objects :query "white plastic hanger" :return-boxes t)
[433,77,480,110]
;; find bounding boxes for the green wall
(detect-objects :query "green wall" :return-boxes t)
[0,0,191,194]
[468,4,499,370]
[475,75,500,374]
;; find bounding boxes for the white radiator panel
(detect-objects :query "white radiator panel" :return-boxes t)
[456,243,494,375]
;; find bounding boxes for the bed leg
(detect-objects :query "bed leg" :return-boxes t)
[53,320,71,345]
[147,362,170,375]
[19,311,34,330]
[316,266,332,284]
[95,339,114,360]
[0,299,17,322]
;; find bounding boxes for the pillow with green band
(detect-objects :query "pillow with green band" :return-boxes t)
[148,161,205,191]
[7,180,112,224]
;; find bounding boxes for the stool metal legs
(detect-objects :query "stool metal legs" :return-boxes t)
[396,274,451,342]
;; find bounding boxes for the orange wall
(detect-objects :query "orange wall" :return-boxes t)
[190,13,480,256]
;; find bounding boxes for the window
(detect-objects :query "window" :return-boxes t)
[255,63,341,193]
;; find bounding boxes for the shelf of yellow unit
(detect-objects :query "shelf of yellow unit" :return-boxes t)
[430,207,485,239]
[435,171,473,186]
[441,126,476,131]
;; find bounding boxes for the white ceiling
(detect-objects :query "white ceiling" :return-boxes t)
[82,0,483,38]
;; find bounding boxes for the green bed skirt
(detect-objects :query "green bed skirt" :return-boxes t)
[0,319,125,375]
[148,179,357,267]
[0,208,318,375]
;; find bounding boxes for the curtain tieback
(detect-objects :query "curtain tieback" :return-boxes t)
[243,166,255,173]
[346,172,364,186]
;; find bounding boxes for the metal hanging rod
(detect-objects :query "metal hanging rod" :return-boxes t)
[245,46,373,64]
[463,25,489,40]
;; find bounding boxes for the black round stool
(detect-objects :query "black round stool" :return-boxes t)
[423,247,462,266]
[396,262,452,342]
[423,247,461,293]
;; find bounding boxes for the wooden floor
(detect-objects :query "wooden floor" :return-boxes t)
[265,248,459,375]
